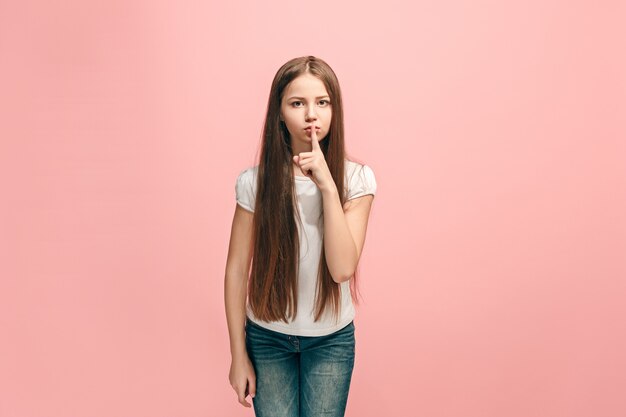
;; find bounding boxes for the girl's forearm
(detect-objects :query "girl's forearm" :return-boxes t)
[320,186,358,283]
[224,271,248,358]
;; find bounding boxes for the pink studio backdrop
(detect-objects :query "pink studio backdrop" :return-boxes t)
[1,1,625,416]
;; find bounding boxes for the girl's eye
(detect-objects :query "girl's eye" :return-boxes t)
[291,100,330,107]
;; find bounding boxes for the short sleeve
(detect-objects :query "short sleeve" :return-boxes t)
[346,164,377,201]
[235,168,256,212]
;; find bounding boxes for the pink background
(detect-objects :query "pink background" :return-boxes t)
[1,1,625,416]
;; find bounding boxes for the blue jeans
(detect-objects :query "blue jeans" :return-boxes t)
[245,317,356,417]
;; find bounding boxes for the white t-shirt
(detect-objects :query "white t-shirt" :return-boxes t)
[235,159,377,336]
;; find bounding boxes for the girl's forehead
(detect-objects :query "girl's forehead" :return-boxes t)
[284,74,328,96]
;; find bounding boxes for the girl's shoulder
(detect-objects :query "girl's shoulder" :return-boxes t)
[345,159,371,175]
[344,159,377,201]
[235,165,259,212]
[236,165,259,183]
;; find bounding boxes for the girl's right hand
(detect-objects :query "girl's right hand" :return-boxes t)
[229,353,256,407]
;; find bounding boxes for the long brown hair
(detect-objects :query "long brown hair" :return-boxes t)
[247,55,362,324]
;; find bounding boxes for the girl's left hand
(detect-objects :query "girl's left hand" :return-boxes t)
[292,128,334,191]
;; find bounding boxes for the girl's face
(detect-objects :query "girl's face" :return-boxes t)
[280,73,332,145]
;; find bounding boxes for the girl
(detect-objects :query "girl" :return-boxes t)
[224,55,377,417]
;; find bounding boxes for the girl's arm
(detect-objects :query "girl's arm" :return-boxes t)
[225,204,257,407]
[294,128,375,284]
[320,185,374,283]
[224,204,254,359]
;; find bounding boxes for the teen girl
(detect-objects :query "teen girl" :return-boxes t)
[224,56,377,417]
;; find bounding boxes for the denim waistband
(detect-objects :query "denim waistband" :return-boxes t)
[245,316,354,338]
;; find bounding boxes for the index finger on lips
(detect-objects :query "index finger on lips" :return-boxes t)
[310,126,320,149]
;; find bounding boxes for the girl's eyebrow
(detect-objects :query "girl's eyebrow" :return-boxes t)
[287,95,330,100]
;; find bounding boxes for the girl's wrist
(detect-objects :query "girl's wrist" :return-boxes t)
[230,338,248,358]
[320,181,339,196]
[231,346,248,360]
